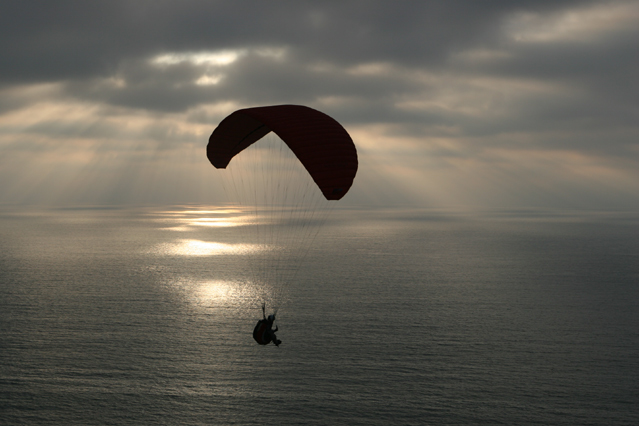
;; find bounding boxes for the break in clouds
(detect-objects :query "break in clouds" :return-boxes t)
[1,0,638,208]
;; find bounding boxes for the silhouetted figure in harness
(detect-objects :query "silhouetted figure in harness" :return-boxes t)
[253,303,281,346]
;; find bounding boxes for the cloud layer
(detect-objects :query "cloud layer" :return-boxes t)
[1,0,638,209]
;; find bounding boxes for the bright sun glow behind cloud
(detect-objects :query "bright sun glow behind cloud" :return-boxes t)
[150,48,287,85]
[151,50,245,86]
[152,50,245,66]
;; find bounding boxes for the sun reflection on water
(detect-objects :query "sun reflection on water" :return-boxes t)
[146,206,277,310]
[187,217,252,227]
[194,280,236,303]
[153,239,262,256]
[168,278,264,311]
[150,207,258,231]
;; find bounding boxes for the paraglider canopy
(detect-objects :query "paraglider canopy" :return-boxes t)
[207,104,358,200]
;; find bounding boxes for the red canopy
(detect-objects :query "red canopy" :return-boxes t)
[207,105,358,200]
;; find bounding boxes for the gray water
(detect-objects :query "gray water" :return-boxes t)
[1,206,638,425]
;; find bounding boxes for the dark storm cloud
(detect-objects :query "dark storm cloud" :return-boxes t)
[5,0,633,135]
[1,1,603,84]
[0,1,584,82]
[2,1,635,136]
[465,27,639,111]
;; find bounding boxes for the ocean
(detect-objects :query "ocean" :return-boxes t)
[1,206,638,425]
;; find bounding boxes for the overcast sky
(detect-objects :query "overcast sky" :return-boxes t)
[1,0,638,210]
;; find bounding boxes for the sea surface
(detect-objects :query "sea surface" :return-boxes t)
[1,206,638,425]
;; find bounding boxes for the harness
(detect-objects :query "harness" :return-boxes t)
[253,319,272,345]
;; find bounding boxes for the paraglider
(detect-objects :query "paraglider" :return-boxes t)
[253,303,281,346]
[207,105,358,345]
